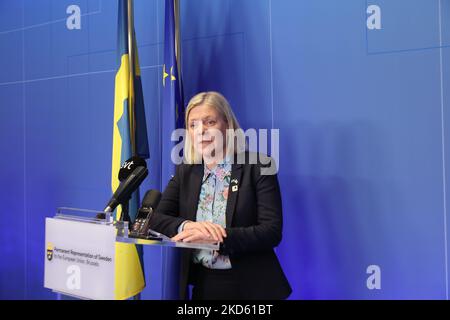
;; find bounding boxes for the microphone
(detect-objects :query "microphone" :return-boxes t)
[104,166,148,213]
[141,189,162,213]
[118,156,147,181]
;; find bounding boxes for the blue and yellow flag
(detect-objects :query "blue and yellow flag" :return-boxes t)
[112,0,148,300]
[161,0,184,188]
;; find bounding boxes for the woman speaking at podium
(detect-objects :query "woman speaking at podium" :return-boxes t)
[149,92,292,300]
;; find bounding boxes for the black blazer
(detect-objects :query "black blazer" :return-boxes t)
[149,152,292,300]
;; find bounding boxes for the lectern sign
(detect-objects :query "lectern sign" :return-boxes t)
[44,218,116,300]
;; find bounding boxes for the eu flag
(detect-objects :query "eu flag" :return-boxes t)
[161,0,185,188]
[159,0,185,299]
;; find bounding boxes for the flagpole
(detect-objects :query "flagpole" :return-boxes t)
[174,0,181,70]
[127,0,136,155]
[173,0,184,126]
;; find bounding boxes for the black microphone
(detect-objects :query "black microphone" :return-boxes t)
[104,166,148,212]
[141,189,162,212]
[118,156,147,181]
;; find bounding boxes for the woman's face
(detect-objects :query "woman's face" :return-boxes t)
[188,104,228,161]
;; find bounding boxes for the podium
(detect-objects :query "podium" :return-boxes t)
[44,208,218,300]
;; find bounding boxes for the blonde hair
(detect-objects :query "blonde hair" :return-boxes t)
[184,91,243,164]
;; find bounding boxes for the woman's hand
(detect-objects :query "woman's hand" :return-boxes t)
[171,221,227,243]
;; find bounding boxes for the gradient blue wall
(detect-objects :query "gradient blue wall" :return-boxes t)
[1,0,449,299]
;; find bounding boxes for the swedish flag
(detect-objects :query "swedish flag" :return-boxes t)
[112,0,148,300]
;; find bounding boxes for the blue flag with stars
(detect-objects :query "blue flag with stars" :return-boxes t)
[161,0,185,188]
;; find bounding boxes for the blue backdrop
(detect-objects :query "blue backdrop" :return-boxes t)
[1,0,450,299]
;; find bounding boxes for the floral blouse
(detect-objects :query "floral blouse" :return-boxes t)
[192,160,232,269]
